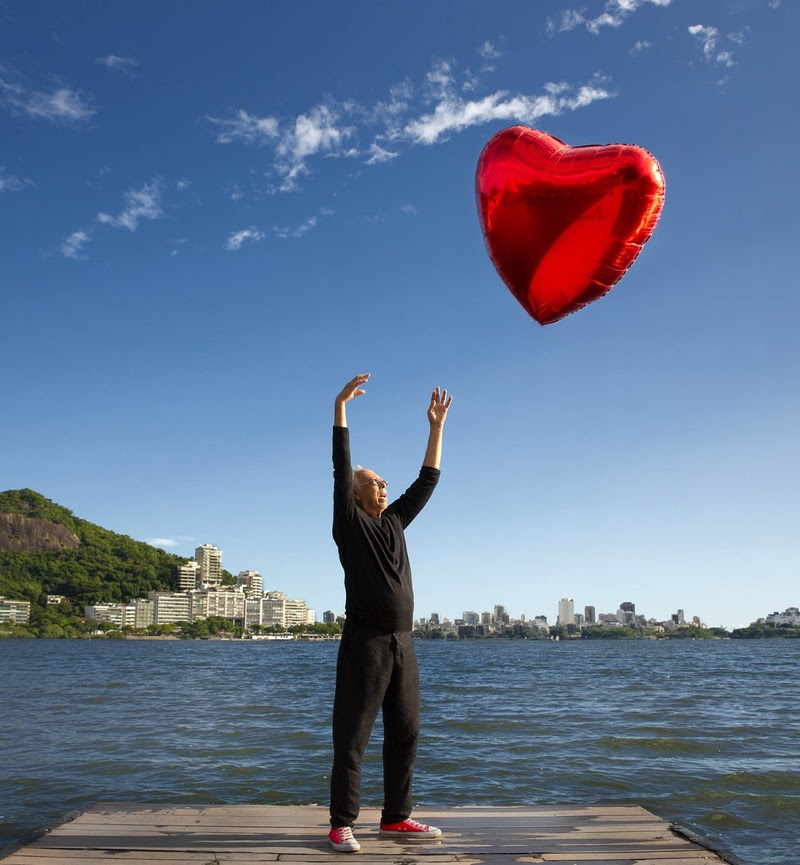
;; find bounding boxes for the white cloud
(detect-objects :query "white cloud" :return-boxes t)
[273,104,353,192]
[688,24,741,67]
[97,180,162,231]
[0,166,31,194]
[148,538,180,548]
[548,0,672,35]
[60,230,90,260]
[631,40,653,54]
[207,108,279,145]
[366,142,400,165]
[176,178,191,190]
[208,58,614,191]
[403,78,613,145]
[0,69,95,122]
[96,55,140,74]
[400,203,417,215]
[480,41,502,61]
[272,216,318,239]
[225,226,265,250]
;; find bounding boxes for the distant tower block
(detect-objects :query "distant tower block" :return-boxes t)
[195,543,222,587]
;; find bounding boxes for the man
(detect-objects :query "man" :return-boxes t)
[328,372,452,853]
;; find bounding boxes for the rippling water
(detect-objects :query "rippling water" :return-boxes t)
[1,638,798,864]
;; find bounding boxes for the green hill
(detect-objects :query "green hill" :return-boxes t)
[0,489,183,617]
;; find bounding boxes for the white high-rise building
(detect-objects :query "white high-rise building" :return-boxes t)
[177,560,200,591]
[558,598,575,626]
[237,570,263,597]
[195,544,222,587]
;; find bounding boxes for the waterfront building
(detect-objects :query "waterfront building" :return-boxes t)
[494,605,509,624]
[237,570,263,597]
[200,587,246,622]
[558,598,575,626]
[584,605,596,625]
[532,615,549,633]
[84,604,129,627]
[323,610,336,624]
[0,597,31,624]
[148,591,191,624]
[177,560,200,592]
[481,611,492,626]
[134,598,155,629]
[284,598,309,629]
[46,595,66,605]
[462,611,479,625]
[195,543,222,587]
[254,591,288,628]
[764,606,800,626]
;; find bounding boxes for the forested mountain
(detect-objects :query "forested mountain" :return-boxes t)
[0,489,182,611]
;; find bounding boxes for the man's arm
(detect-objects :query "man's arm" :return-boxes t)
[334,373,370,427]
[423,386,452,469]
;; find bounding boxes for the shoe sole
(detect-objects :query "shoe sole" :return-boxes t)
[329,841,361,852]
[379,829,442,839]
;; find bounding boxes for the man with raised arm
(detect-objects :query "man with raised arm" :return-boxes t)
[328,372,453,853]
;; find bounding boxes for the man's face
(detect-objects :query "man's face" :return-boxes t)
[353,469,388,517]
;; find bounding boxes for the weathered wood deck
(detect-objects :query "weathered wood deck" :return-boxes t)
[1,803,736,865]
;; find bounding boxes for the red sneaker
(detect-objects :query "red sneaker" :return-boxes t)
[379,818,442,838]
[328,826,361,852]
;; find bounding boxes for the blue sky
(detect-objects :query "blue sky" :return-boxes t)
[2,0,797,629]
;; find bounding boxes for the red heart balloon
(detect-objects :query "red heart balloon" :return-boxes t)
[476,126,665,325]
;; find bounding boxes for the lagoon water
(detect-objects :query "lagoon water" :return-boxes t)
[1,638,798,864]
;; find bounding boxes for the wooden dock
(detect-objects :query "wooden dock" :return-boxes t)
[1,803,736,865]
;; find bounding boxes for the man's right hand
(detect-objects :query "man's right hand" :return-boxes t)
[336,373,370,406]
[335,373,370,427]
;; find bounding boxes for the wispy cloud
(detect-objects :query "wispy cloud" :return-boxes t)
[273,104,354,192]
[630,40,654,54]
[403,77,613,145]
[209,58,614,192]
[225,226,265,251]
[60,230,91,260]
[207,108,279,145]
[271,215,318,239]
[479,40,502,72]
[688,24,744,68]
[96,55,140,75]
[0,68,95,122]
[0,166,32,194]
[97,180,162,230]
[548,0,672,35]
[148,537,180,548]
[479,41,502,61]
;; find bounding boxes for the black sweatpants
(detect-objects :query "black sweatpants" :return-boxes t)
[329,621,420,828]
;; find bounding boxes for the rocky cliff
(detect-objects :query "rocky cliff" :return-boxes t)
[0,512,80,553]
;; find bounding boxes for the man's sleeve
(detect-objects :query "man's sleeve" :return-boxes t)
[387,467,440,529]
[332,426,356,538]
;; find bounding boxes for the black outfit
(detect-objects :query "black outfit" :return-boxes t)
[329,426,439,828]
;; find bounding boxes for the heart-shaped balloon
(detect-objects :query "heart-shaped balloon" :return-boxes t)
[476,126,665,325]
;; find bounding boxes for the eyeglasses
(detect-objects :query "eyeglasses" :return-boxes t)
[355,477,388,490]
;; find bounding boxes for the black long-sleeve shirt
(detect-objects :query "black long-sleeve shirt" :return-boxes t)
[332,426,440,632]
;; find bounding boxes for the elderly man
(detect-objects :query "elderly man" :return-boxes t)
[328,372,452,853]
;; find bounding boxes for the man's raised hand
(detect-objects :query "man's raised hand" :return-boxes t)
[336,373,371,406]
[427,387,452,428]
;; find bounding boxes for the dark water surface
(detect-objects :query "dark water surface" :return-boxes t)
[1,638,798,863]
